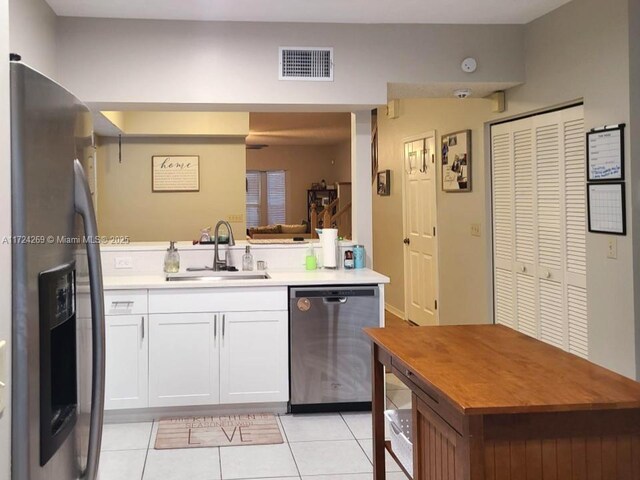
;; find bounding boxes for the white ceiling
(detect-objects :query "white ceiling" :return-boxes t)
[46,0,570,24]
[248,112,351,146]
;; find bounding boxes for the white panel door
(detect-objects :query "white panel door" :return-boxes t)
[149,313,219,407]
[403,135,438,325]
[105,315,148,410]
[219,311,289,403]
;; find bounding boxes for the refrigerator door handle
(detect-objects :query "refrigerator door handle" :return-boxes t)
[74,159,106,480]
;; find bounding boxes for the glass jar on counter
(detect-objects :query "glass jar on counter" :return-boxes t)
[353,245,365,269]
[344,250,354,269]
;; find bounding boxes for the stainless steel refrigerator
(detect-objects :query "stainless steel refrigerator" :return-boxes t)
[10,62,105,480]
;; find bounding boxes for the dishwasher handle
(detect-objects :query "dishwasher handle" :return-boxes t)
[323,297,348,304]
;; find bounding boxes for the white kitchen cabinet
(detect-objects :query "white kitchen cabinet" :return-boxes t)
[219,311,289,404]
[148,313,220,407]
[105,314,148,410]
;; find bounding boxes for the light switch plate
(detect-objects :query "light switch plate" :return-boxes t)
[0,340,6,414]
[607,238,617,259]
[471,223,481,237]
[114,257,133,269]
[228,214,244,222]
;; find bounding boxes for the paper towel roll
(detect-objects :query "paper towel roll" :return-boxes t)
[319,228,338,269]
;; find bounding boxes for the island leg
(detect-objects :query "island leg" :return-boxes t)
[372,343,386,479]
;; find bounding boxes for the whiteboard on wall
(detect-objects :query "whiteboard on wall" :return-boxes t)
[152,156,200,192]
[587,182,626,235]
[587,125,624,181]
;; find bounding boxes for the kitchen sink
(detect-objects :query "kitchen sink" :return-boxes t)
[166,271,270,282]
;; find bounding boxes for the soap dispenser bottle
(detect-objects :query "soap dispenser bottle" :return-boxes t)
[242,245,254,271]
[164,241,180,273]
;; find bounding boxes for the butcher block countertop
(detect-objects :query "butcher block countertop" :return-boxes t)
[365,324,640,415]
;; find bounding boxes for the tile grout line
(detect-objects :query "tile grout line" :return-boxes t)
[340,411,375,469]
[277,415,303,479]
[140,420,155,480]
[338,411,361,442]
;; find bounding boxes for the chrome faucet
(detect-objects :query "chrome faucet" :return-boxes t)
[213,220,235,270]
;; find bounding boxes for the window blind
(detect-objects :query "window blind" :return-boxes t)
[267,171,286,225]
[246,171,261,228]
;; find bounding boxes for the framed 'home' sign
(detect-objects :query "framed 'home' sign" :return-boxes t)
[152,155,200,192]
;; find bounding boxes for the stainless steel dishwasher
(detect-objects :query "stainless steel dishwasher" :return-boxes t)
[289,285,380,413]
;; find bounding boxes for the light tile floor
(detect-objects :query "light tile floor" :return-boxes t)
[98,374,411,480]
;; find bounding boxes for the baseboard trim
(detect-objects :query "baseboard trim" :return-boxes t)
[385,303,405,319]
[104,402,289,423]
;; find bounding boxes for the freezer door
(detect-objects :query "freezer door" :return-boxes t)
[290,287,379,406]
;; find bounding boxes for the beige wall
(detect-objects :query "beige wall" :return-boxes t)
[1,0,11,474]
[374,99,494,324]
[97,137,247,241]
[332,140,352,184]
[500,0,636,378]
[56,19,524,109]
[375,0,638,378]
[102,111,250,137]
[246,144,350,225]
[8,0,57,79]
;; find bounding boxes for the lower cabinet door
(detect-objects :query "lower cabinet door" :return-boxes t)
[219,310,289,404]
[149,313,220,407]
[413,394,465,480]
[105,314,148,410]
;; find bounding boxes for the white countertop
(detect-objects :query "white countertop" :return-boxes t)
[100,268,389,290]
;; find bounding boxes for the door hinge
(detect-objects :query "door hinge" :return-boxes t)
[435,299,438,310]
[433,226,436,236]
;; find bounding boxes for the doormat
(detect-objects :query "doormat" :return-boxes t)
[154,413,284,449]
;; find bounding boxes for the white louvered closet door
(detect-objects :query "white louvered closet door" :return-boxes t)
[491,125,515,329]
[491,106,588,357]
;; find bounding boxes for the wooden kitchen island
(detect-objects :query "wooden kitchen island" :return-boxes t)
[365,325,640,480]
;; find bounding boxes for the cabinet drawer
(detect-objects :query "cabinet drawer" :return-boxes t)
[149,287,288,313]
[104,290,148,315]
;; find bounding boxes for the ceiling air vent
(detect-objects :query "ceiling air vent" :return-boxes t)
[279,47,333,81]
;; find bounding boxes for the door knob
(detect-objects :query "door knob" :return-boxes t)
[403,238,410,245]
[520,265,527,273]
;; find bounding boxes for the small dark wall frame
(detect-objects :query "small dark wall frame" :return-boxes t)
[587,181,626,235]
[377,169,390,196]
[586,124,625,182]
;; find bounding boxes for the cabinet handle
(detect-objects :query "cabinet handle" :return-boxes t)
[141,316,145,340]
[222,314,226,338]
[214,314,218,340]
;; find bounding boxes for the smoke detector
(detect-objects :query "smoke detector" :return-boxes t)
[461,57,477,73]
[453,88,472,99]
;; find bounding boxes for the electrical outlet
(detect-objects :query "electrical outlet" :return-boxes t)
[228,214,244,222]
[114,257,133,269]
[471,223,481,237]
[607,238,617,259]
